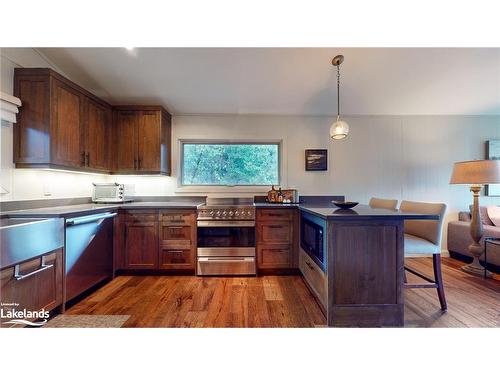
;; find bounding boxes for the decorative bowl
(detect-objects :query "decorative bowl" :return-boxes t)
[332,201,359,209]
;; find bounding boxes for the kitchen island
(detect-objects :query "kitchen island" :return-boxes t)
[292,204,438,327]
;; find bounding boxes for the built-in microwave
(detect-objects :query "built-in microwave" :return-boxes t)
[300,212,327,272]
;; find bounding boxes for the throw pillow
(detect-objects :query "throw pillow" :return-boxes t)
[487,206,500,227]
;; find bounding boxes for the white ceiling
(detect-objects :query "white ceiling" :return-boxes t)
[37,48,500,115]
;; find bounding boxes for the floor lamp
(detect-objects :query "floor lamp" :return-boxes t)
[450,160,500,277]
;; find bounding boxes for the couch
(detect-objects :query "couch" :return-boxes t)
[447,206,500,271]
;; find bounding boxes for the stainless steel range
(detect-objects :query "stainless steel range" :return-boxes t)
[197,198,256,276]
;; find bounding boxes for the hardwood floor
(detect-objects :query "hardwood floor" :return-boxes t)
[65,257,500,327]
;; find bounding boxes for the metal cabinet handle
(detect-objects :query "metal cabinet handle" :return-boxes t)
[138,158,141,169]
[167,250,184,254]
[86,152,90,166]
[14,256,53,281]
[81,151,86,166]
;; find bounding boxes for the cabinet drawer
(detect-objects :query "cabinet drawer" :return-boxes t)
[123,210,159,222]
[258,244,290,268]
[299,248,327,309]
[257,209,293,221]
[159,248,194,269]
[258,222,292,244]
[0,249,63,324]
[159,210,195,225]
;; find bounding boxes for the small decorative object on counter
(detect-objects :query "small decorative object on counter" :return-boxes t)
[267,185,278,203]
[266,187,299,203]
[281,189,299,203]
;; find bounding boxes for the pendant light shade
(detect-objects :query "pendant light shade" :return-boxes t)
[330,118,349,140]
[330,55,349,140]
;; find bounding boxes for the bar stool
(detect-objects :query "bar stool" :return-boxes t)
[400,200,447,311]
[369,197,398,210]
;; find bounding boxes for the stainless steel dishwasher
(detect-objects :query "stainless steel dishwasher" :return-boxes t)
[65,211,116,303]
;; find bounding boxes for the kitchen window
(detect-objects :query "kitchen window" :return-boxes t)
[181,141,280,186]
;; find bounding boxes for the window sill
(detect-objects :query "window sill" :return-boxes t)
[175,185,271,194]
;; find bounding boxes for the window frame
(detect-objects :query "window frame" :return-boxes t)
[177,139,283,191]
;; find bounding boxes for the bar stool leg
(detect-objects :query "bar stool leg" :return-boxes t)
[432,254,447,311]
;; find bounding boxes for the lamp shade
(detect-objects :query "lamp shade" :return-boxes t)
[450,160,500,184]
[330,120,349,140]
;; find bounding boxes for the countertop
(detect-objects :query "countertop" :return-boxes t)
[254,202,440,220]
[3,201,439,221]
[2,201,205,219]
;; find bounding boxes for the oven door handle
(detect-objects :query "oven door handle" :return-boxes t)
[198,257,255,262]
[197,221,255,227]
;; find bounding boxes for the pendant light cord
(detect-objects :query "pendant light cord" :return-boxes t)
[336,64,340,120]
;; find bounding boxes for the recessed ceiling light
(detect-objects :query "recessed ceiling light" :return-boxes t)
[124,47,135,51]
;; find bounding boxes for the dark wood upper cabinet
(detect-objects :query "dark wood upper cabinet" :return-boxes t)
[14,68,112,172]
[13,68,171,175]
[51,80,84,168]
[113,110,137,173]
[84,98,112,172]
[113,106,171,175]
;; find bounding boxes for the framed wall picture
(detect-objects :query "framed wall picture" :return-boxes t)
[486,140,500,196]
[305,149,328,171]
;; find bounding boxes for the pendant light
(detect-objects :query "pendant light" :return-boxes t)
[330,55,349,140]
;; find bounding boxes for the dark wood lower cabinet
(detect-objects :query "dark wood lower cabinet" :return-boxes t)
[124,221,159,269]
[0,249,63,320]
[159,248,194,270]
[116,209,196,272]
[256,208,298,272]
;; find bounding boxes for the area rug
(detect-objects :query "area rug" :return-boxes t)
[43,315,130,328]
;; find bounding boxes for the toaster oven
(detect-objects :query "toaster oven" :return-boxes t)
[92,183,134,203]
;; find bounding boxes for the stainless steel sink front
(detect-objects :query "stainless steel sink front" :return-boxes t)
[0,217,65,269]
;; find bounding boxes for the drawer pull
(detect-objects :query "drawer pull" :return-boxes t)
[305,261,315,270]
[268,225,284,229]
[167,250,184,254]
[267,248,285,252]
[14,256,53,281]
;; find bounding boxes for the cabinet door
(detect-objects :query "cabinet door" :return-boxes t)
[124,222,158,269]
[159,248,194,270]
[257,222,292,244]
[258,243,291,269]
[114,111,138,172]
[137,110,161,172]
[85,99,111,171]
[51,80,84,168]
[0,250,63,323]
[160,224,193,249]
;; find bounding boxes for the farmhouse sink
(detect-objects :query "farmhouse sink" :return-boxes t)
[0,217,65,269]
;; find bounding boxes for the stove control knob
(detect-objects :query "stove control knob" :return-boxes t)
[235,211,240,216]
[216,210,221,216]
[209,210,214,215]
[229,211,234,216]
[222,211,227,216]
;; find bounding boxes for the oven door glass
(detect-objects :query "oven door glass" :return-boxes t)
[197,226,255,248]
